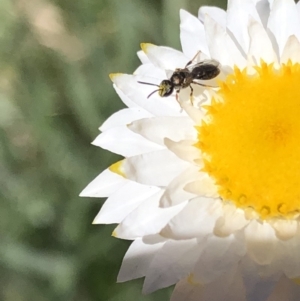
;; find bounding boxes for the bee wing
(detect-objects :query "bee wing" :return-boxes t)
[201,59,220,67]
[186,59,220,72]
[166,69,174,79]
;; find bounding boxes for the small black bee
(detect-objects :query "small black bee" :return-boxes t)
[138,52,220,102]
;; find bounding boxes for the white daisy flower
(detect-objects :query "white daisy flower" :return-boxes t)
[81,0,300,300]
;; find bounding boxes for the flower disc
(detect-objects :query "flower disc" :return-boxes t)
[199,62,300,219]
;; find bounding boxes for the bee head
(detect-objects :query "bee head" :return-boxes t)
[138,80,174,98]
[158,80,174,97]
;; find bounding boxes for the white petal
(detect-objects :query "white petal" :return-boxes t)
[277,230,300,278]
[198,6,226,28]
[248,18,278,65]
[255,0,271,28]
[117,236,165,282]
[93,126,163,156]
[160,166,201,208]
[93,181,160,224]
[111,73,182,116]
[242,250,282,279]
[113,83,139,108]
[251,277,281,301]
[171,277,204,301]
[172,265,246,301]
[204,14,247,68]
[201,265,246,301]
[281,35,300,64]
[137,50,150,64]
[244,220,277,265]
[266,0,274,6]
[100,108,153,132]
[114,191,185,239]
[267,275,300,301]
[80,168,126,198]
[227,0,261,54]
[164,139,200,164]
[241,256,281,301]
[270,219,298,240]
[180,9,209,58]
[160,198,222,240]
[214,204,249,236]
[141,43,188,70]
[128,116,196,146]
[193,235,242,284]
[133,62,166,78]
[143,239,199,293]
[181,101,205,123]
[184,172,219,198]
[122,149,190,186]
[267,0,300,56]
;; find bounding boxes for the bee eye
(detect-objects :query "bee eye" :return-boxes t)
[164,85,173,97]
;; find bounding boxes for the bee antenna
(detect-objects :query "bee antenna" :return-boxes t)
[137,81,159,87]
[147,89,160,98]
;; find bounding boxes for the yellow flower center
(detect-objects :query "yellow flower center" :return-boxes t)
[198,62,300,219]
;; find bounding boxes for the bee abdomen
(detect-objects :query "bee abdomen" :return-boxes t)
[191,65,220,80]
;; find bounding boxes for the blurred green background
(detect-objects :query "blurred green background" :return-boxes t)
[0,0,226,300]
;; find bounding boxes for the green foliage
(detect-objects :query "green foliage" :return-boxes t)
[0,0,226,300]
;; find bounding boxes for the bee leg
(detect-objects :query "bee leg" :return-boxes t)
[192,80,218,88]
[185,50,201,68]
[175,91,183,108]
[189,85,194,105]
